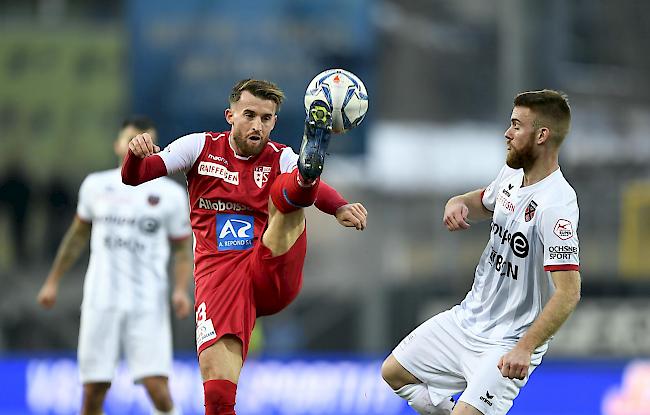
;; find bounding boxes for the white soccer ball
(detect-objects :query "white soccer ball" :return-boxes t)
[304,68,369,134]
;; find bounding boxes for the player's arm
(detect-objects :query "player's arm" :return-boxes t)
[315,181,367,231]
[443,188,492,231]
[498,270,581,379]
[121,132,167,185]
[37,216,92,309]
[170,236,193,319]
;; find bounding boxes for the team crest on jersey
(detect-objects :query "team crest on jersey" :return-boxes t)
[524,200,537,222]
[147,195,160,206]
[254,166,272,188]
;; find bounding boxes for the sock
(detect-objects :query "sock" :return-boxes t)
[270,169,320,214]
[204,379,237,415]
[395,384,454,415]
[153,406,181,415]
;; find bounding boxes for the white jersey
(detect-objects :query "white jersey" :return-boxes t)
[76,168,191,312]
[452,165,580,358]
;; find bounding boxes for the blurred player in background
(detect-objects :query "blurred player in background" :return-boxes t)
[37,116,193,415]
[122,79,368,415]
[382,90,581,415]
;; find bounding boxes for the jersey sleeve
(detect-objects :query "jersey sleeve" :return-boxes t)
[158,132,206,174]
[539,203,580,271]
[481,164,518,211]
[76,175,94,222]
[279,146,299,173]
[166,184,192,240]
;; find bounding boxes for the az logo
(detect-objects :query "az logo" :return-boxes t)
[216,214,254,251]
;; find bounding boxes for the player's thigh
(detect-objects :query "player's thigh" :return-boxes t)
[391,310,468,405]
[123,309,172,381]
[252,227,307,317]
[459,348,537,415]
[78,308,122,383]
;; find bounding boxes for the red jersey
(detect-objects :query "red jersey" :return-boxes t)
[157,131,300,280]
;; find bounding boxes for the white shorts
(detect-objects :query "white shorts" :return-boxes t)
[77,307,172,384]
[392,310,538,415]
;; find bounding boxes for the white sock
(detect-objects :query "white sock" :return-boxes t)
[395,384,454,415]
[152,406,181,415]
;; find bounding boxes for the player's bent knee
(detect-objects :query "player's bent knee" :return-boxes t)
[381,354,419,391]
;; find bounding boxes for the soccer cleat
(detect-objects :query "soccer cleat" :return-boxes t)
[298,100,333,184]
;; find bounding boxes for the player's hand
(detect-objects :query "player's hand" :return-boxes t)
[128,132,160,158]
[172,288,192,319]
[335,203,367,230]
[37,281,58,309]
[443,201,470,231]
[497,346,531,380]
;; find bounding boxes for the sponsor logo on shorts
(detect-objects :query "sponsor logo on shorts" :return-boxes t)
[198,198,251,212]
[197,161,239,185]
[196,319,217,349]
[480,390,494,406]
[554,219,573,240]
[549,245,578,260]
[216,214,254,251]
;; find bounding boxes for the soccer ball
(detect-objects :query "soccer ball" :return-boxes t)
[304,69,369,134]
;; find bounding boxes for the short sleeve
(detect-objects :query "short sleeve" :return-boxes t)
[158,132,206,175]
[279,146,299,173]
[539,204,580,271]
[481,165,518,212]
[76,176,93,222]
[166,184,192,240]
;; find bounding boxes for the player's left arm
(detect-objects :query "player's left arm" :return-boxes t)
[498,269,581,379]
[170,236,193,319]
[315,181,367,231]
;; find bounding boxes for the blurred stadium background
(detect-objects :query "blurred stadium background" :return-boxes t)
[1,0,649,414]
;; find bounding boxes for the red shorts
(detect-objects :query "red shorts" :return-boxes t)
[194,229,307,360]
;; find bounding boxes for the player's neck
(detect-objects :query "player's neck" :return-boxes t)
[522,157,559,187]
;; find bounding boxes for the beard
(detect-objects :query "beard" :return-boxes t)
[232,132,266,157]
[506,136,536,170]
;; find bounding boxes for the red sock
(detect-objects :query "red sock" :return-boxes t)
[204,379,237,415]
[270,169,320,214]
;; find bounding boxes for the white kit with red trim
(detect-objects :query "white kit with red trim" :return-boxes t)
[452,164,580,359]
[77,169,191,312]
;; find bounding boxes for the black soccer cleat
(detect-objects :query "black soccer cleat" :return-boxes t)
[298,100,333,184]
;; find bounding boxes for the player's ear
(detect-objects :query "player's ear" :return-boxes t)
[225,108,234,125]
[537,127,550,145]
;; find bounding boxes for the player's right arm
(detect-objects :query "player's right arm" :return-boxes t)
[122,132,204,185]
[37,216,91,309]
[443,188,492,231]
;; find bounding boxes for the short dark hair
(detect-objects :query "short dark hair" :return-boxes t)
[229,79,285,110]
[514,90,571,146]
[121,115,156,132]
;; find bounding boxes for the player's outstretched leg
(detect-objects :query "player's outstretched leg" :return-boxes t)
[265,99,333,256]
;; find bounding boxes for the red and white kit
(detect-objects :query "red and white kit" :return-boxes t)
[124,131,346,359]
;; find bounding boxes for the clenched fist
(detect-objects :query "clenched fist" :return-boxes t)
[129,132,160,158]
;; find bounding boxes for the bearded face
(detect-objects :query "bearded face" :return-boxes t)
[504,106,539,171]
[506,130,537,170]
